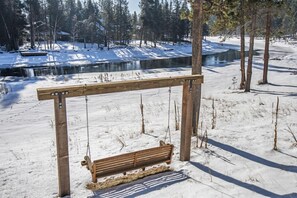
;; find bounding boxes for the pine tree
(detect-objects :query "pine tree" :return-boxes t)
[0,0,27,51]
[261,0,286,84]
[100,0,114,49]
[245,0,257,92]
[161,0,171,41]
[47,0,64,47]
[64,0,76,34]
[25,0,41,49]
[131,11,139,40]
[114,0,132,44]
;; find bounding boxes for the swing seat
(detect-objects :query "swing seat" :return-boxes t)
[82,141,174,183]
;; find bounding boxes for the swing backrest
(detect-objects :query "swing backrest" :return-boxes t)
[90,143,174,182]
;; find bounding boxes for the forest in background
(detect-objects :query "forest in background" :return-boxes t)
[0,0,296,51]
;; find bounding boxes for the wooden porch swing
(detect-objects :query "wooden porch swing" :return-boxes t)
[81,140,174,183]
[80,87,174,183]
[36,74,203,197]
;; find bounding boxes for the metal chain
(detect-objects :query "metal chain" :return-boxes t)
[85,95,91,159]
[165,87,172,143]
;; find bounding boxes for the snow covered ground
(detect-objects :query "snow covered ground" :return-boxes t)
[0,37,297,198]
[0,40,232,68]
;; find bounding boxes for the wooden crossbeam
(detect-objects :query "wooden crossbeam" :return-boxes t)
[37,74,203,101]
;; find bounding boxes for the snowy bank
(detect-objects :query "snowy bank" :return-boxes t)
[0,40,234,69]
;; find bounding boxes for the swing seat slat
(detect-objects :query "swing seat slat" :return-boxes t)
[82,142,174,183]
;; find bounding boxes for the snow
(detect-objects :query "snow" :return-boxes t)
[0,37,297,198]
[0,40,231,68]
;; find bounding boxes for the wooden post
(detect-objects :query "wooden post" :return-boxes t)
[191,0,203,136]
[54,95,70,197]
[180,81,193,161]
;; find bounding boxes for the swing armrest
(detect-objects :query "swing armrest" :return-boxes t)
[82,156,93,173]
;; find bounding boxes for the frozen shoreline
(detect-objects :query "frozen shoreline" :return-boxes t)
[0,39,237,69]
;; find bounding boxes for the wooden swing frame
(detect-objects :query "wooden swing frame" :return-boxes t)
[37,74,203,197]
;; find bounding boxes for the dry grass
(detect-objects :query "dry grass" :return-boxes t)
[286,126,297,146]
[274,97,279,151]
[86,166,172,191]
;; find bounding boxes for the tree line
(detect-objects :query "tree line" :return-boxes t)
[0,0,192,51]
[188,0,296,135]
[201,0,296,90]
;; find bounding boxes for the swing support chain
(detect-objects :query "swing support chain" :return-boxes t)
[164,87,172,143]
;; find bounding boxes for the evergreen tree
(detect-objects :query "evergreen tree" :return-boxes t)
[180,0,190,39]
[114,0,132,44]
[139,0,149,46]
[47,0,64,47]
[25,0,41,49]
[131,11,139,40]
[64,0,76,34]
[171,0,181,43]
[0,0,27,51]
[245,0,258,92]
[161,0,171,41]
[100,0,114,48]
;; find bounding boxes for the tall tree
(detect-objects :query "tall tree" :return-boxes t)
[64,0,76,34]
[239,0,246,89]
[114,0,132,44]
[0,0,27,51]
[131,11,139,40]
[261,0,285,84]
[171,0,181,43]
[180,0,190,39]
[100,0,114,49]
[262,7,272,84]
[47,0,64,47]
[245,0,257,92]
[139,0,151,46]
[161,0,171,41]
[25,0,41,49]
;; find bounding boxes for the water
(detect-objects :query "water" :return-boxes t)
[0,49,248,77]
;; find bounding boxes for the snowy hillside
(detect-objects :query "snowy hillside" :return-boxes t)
[0,37,297,198]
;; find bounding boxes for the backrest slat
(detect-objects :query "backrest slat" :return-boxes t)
[91,144,174,180]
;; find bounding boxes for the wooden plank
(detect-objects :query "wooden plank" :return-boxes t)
[95,153,170,169]
[93,145,172,163]
[91,145,173,180]
[96,164,135,173]
[37,75,203,101]
[54,97,70,196]
[96,157,133,164]
[94,149,171,167]
[96,160,171,178]
[20,51,48,56]
[95,161,134,170]
[93,153,135,164]
[180,81,193,161]
[137,156,169,163]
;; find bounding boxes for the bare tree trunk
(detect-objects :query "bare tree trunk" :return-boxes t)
[245,6,257,92]
[263,9,271,84]
[0,12,11,47]
[29,3,35,49]
[191,0,203,136]
[139,27,144,48]
[239,0,246,89]
[53,16,58,44]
